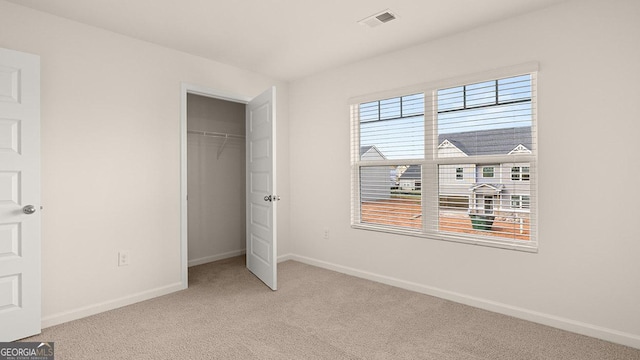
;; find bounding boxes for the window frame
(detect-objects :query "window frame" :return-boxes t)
[351,63,538,252]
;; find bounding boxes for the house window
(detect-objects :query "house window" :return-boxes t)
[511,195,531,209]
[351,65,537,251]
[353,94,424,230]
[511,166,530,181]
[482,167,494,178]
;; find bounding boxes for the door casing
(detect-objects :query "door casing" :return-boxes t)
[179,83,251,287]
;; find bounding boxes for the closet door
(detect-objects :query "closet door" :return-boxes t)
[246,87,277,290]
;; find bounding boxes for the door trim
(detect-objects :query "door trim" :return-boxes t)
[179,83,250,288]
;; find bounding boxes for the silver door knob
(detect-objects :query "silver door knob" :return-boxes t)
[23,205,36,215]
[264,195,272,202]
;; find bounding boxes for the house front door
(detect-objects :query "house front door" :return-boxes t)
[483,195,494,214]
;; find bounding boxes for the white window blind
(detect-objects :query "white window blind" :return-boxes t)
[431,73,536,247]
[351,66,537,251]
[352,94,424,231]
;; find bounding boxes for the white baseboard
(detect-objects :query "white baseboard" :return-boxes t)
[188,249,246,267]
[277,253,295,262]
[287,254,640,350]
[41,282,185,329]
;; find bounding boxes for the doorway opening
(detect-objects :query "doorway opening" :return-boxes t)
[186,94,247,274]
[180,84,251,288]
[180,84,278,290]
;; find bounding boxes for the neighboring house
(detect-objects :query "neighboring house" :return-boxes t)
[437,127,531,215]
[398,165,422,191]
[360,146,391,201]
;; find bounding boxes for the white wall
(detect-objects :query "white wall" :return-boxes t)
[187,95,246,266]
[288,0,640,348]
[0,0,290,327]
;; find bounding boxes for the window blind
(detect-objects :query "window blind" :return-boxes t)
[434,74,535,243]
[354,94,424,230]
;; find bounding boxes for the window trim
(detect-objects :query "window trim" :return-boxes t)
[350,62,538,253]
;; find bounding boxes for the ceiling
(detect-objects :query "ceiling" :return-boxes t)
[7,0,566,81]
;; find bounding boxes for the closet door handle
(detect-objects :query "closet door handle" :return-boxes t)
[263,195,281,202]
[23,205,37,215]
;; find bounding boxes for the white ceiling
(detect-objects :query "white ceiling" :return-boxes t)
[7,0,566,81]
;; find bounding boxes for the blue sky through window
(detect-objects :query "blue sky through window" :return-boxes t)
[359,75,532,160]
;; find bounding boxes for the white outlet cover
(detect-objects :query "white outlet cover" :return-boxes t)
[118,251,130,266]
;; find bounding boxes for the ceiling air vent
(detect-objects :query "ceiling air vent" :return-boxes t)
[358,9,397,28]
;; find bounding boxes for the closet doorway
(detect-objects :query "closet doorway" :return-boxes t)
[186,94,247,268]
[180,84,278,291]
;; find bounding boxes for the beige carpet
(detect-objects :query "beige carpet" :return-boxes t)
[23,257,640,359]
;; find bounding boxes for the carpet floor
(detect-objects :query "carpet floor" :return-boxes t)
[23,256,640,359]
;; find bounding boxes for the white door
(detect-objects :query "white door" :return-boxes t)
[246,87,277,290]
[0,48,41,341]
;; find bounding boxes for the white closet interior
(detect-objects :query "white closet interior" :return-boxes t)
[187,94,246,267]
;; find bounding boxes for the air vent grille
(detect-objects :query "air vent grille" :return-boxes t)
[358,9,397,28]
[376,12,396,23]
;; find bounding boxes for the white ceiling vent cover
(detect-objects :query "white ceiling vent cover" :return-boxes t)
[358,9,397,28]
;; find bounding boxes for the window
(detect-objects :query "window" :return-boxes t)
[511,195,531,209]
[353,94,424,230]
[482,167,494,178]
[511,166,530,181]
[351,65,537,251]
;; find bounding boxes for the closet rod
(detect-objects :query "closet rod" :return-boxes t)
[187,130,245,139]
[188,129,245,159]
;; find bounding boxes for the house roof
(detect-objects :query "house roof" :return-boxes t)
[399,165,421,179]
[439,127,531,156]
[360,145,386,159]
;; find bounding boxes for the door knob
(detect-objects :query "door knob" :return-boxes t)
[23,205,36,215]
[263,195,281,202]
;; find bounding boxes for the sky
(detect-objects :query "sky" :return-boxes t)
[359,74,533,160]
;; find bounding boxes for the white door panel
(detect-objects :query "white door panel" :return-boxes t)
[246,87,277,290]
[0,47,41,341]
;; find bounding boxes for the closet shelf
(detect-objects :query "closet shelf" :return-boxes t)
[187,130,245,139]
[187,130,245,159]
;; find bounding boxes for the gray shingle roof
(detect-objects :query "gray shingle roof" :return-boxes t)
[439,127,531,156]
[399,165,421,179]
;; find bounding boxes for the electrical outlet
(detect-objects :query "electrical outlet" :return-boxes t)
[323,228,329,239]
[118,251,130,266]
